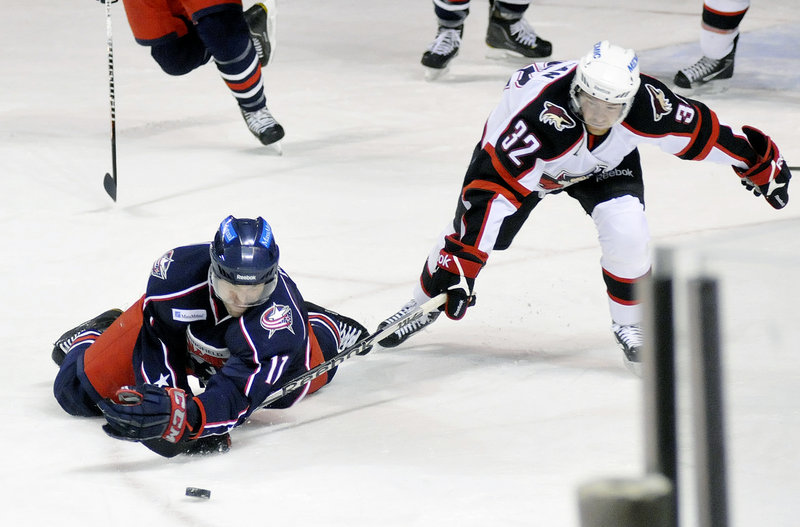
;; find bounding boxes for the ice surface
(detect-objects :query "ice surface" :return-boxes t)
[1,1,798,525]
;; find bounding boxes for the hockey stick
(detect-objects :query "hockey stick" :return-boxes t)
[102,0,118,202]
[259,293,447,409]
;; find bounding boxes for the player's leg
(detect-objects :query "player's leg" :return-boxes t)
[378,190,541,347]
[187,1,284,145]
[566,151,649,369]
[673,0,749,88]
[421,0,469,74]
[53,297,144,416]
[485,0,551,59]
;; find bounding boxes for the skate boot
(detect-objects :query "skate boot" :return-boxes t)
[244,1,276,66]
[421,25,463,71]
[673,36,738,89]
[52,308,123,366]
[485,8,552,58]
[612,322,643,374]
[377,299,441,348]
[305,302,372,355]
[241,105,285,145]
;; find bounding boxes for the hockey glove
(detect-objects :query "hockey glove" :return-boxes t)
[429,235,487,320]
[99,385,199,444]
[734,126,791,209]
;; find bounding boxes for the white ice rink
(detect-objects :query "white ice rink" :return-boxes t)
[2,1,799,525]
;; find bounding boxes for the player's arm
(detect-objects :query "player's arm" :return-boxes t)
[629,76,790,209]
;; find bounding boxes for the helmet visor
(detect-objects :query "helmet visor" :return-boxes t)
[210,270,277,311]
[576,90,626,130]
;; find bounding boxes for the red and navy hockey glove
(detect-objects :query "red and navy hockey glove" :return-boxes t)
[98,385,200,444]
[429,234,487,320]
[734,126,791,209]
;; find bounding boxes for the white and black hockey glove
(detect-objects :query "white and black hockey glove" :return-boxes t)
[430,235,487,320]
[734,126,791,209]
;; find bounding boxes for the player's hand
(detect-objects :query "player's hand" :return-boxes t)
[734,126,791,209]
[429,235,487,320]
[99,385,196,443]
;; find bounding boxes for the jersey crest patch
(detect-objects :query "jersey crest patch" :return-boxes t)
[645,83,672,122]
[260,303,295,338]
[539,101,576,131]
[151,250,174,280]
[186,327,229,370]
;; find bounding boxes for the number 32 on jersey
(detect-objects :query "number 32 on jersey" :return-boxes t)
[500,119,541,167]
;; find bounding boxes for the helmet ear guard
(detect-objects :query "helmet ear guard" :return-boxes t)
[570,40,641,127]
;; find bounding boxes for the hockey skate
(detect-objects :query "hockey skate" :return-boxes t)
[241,105,285,146]
[377,298,441,348]
[52,308,123,367]
[421,25,463,80]
[673,36,737,89]
[612,322,643,374]
[305,302,372,355]
[244,1,276,67]
[485,11,552,59]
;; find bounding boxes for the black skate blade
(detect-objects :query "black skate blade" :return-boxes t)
[103,172,117,202]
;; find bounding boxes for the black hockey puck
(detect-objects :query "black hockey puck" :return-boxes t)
[185,487,211,499]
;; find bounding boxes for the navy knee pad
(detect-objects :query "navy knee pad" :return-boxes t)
[151,34,211,76]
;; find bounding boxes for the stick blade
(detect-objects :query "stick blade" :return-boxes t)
[103,173,117,202]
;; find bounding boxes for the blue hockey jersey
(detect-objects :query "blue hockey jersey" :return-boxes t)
[137,243,315,438]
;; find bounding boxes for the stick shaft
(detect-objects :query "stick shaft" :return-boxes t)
[259,294,446,408]
[104,0,118,201]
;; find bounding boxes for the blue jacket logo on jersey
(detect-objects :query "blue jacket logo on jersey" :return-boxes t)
[151,250,174,280]
[260,303,294,338]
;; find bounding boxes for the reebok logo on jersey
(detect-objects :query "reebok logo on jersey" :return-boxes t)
[645,84,672,122]
[151,250,174,280]
[260,303,295,338]
[595,167,635,181]
[172,308,207,322]
[539,102,576,131]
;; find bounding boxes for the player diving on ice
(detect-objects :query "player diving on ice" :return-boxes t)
[52,216,370,457]
[377,41,791,370]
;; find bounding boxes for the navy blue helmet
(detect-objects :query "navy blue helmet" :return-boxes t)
[209,216,280,309]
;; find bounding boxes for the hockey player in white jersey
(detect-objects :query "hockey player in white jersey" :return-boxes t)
[378,41,791,369]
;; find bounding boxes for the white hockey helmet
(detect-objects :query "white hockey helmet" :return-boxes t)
[570,41,641,127]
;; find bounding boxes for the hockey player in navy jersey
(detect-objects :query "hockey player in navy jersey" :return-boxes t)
[378,40,791,369]
[52,215,369,457]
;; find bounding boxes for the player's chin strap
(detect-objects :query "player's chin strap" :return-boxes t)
[258,293,447,409]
